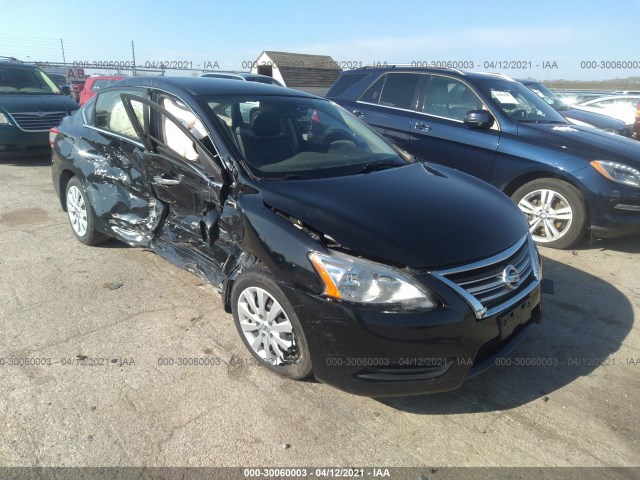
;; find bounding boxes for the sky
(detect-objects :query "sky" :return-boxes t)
[0,0,638,81]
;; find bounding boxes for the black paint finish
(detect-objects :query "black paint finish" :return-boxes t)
[51,77,541,396]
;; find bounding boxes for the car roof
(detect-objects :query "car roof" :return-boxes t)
[201,71,267,78]
[0,60,40,70]
[115,76,316,97]
[582,95,640,102]
[88,75,126,80]
[340,66,515,82]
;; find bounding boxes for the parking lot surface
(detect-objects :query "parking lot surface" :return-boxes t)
[1,156,638,467]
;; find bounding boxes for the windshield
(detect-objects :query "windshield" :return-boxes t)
[0,65,61,95]
[477,79,567,124]
[199,94,409,179]
[525,82,569,110]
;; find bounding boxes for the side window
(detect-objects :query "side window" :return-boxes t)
[359,75,386,104]
[378,73,421,110]
[90,79,109,92]
[422,76,483,121]
[358,73,421,110]
[157,95,210,163]
[94,89,147,141]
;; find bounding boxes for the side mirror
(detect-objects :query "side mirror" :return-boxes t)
[464,110,494,129]
[60,85,71,96]
[199,208,220,247]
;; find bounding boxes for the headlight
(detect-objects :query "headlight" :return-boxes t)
[591,160,640,188]
[0,112,11,125]
[308,251,439,310]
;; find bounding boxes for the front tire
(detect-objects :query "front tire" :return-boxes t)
[231,268,312,380]
[512,178,587,249]
[65,176,109,246]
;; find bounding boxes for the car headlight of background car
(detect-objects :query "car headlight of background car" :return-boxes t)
[308,251,439,310]
[0,110,11,125]
[591,160,640,188]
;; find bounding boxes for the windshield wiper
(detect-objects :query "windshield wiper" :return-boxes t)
[282,173,315,180]
[517,119,566,124]
[360,160,403,173]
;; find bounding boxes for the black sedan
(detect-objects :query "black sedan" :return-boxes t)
[51,77,542,396]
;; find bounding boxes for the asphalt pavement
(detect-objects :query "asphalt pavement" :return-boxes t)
[0,156,638,470]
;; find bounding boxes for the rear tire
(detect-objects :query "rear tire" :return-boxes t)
[511,178,587,249]
[65,176,109,246]
[231,268,312,380]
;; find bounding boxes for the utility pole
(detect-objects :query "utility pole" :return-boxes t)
[60,39,66,65]
[131,41,136,76]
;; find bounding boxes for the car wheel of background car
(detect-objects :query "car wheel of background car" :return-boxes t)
[512,178,587,249]
[65,177,109,246]
[231,268,312,380]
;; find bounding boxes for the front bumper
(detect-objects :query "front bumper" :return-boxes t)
[578,167,640,238]
[0,125,49,157]
[281,278,542,397]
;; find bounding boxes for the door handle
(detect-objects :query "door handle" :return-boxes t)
[352,110,365,118]
[153,175,182,186]
[415,122,432,132]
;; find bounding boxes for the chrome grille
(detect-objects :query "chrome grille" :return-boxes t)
[9,111,67,132]
[432,235,541,319]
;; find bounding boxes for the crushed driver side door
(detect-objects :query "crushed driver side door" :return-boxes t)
[120,93,230,286]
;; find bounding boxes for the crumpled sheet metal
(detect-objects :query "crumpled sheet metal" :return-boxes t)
[74,145,163,247]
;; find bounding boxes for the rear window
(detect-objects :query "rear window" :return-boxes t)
[90,79,119,92]
[257,77,282,86]
[326,73,370,97]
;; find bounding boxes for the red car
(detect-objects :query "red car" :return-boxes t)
[78,75,125,106]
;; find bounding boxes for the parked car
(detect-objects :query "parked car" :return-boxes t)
[200,71,283,86]
[553,91,611,105]
[326,67,640,248]
[517,79,632,137]
[575,95,640,125]
[635,101,640,139]
[50,77,542,397]
[78,75,125,106]
[0,58,79,157]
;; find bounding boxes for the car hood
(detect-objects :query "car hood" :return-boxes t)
[0,94,79,113]
[571,105,634,124]
[259,162,528,269]
[516,123,640,167]
[561,107,626,130]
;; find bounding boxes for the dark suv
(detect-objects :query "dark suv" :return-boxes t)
[327,67,640,249]
[0,58,79,157]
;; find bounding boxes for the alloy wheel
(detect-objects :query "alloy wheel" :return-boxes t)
[66,185,88,237]
[237,286,298,365]
[517,189,573,243]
